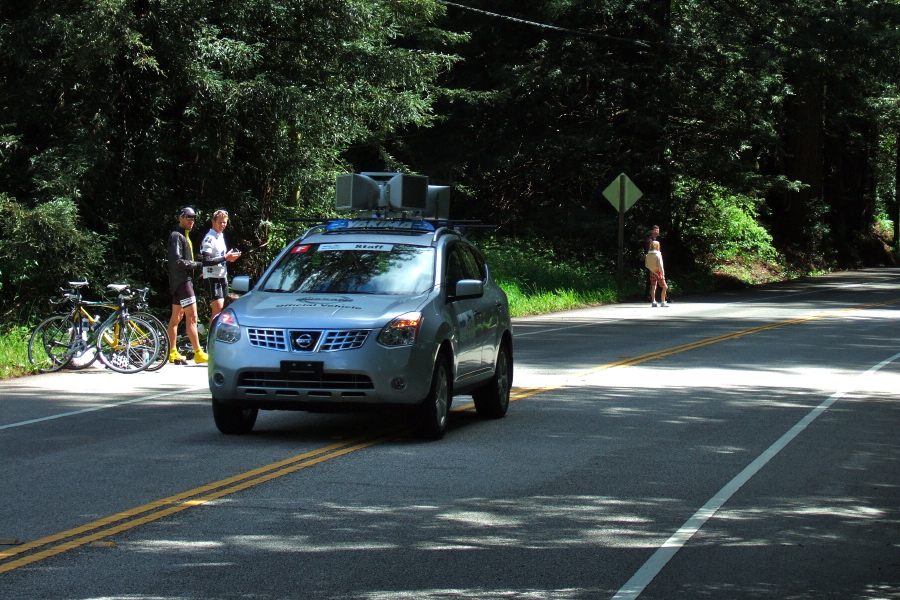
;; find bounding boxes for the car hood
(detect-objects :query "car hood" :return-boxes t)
[232,291,430,329]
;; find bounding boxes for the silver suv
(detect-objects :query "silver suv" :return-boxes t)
[208,216,513,440]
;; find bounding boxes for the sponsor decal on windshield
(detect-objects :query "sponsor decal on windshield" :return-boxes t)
[291,244,311,253]
[319,243,393,252]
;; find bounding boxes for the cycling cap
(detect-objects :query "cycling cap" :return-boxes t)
[179,206,197,218]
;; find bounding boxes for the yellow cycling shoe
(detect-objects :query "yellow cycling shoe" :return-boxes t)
[193,348,209,364]
[168,348,187,363]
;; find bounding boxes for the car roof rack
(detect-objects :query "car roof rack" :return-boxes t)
[287,173,497,239]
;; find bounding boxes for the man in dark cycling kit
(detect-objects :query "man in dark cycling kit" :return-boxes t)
[167,206,208,364]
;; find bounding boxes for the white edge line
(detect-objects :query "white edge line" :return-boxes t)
[0,385,208,431]
[610,350,900,600]
[514,289,836,338]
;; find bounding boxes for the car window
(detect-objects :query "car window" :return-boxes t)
[445,246,466,295]
[444,243,484,295]
[261,243,435,295]
[459,245,486,281]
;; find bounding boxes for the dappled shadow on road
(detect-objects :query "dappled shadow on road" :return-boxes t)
[82,382,898,600]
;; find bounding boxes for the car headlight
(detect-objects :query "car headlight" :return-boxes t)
[377,312,422,347]
[213,309,241,344]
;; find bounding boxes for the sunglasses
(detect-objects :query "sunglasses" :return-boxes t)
[183,215,196,220]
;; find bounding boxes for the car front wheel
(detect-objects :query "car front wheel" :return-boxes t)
[415,355,451,440]
[212,397,258,434]
[472,342,512,419]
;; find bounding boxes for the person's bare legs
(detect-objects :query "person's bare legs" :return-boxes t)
[168,302,201,353]
[182,302,201,350]
[168,304,184,351]
[650,281,658,304]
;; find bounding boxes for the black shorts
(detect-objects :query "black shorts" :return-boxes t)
[172,281,196,308]
[207,278,228,301]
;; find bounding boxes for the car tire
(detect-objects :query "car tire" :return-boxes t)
[472,342,512,419]
[212,397,258,434]
[415,354,451,440]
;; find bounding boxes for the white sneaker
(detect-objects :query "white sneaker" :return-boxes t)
[661,301,669,307]
[652,301,658,307]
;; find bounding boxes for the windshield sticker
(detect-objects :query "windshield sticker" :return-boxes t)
[291,244,311,253]
[318,243,393,252]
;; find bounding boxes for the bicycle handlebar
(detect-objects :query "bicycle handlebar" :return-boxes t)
[48,283,153,309]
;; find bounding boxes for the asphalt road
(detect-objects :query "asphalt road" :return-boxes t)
[1,268,899,600]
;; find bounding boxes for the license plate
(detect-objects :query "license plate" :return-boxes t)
[280,360,323,375]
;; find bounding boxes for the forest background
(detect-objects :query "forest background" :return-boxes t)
[2,0,900,323]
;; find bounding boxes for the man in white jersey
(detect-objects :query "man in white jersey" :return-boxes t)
[200,209,241,328]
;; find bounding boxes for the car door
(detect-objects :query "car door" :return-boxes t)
[444,243,483,382]
[458,244,502,373]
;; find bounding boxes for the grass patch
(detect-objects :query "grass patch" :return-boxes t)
[501,282,619,316]
[0,325,36,379]
[479,239,631,316]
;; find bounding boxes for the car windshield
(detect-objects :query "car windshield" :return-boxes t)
[261,242,435,295]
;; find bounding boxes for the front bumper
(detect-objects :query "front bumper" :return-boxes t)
[208,332,435,409]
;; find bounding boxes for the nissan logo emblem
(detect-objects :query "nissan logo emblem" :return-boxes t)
[294,333,314,350]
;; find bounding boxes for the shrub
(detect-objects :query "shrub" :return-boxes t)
[0,195,107,321]
[675,179,780,265]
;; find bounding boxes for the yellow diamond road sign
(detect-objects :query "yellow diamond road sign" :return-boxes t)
[603,173,643,212]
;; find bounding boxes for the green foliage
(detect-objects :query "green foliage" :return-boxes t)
[0,194,108,319]
[0,0,457,313]
[393,0,900,270]
[674,179,780,264]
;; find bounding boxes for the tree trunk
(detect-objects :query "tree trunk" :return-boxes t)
[768,71,825,258]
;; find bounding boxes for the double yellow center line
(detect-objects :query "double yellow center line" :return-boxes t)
[0,432,400,573]
[4,297,898,573]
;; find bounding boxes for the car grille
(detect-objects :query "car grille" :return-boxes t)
[237,371,374,390]
[247,328,287,350]
[247,328,370,352]
[319,330,369,351]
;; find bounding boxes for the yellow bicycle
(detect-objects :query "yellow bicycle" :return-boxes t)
[28,282,163,374]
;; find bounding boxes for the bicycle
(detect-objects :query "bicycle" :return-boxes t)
[66,285,169,372]
[28,282,163,374]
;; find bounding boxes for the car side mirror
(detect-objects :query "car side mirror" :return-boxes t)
[232,275,251,293]
[452,279,484,299]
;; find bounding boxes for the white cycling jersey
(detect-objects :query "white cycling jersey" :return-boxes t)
[201,229,228,279]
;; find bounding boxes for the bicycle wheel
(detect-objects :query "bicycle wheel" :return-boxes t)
[67,310,111,370]
[65,322,100,370]
[132,311,169,371]
[96,317,160,374]
[28,315,76,373]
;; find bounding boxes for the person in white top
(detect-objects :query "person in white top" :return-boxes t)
[644,240,669,307]
[201,209,242,327]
